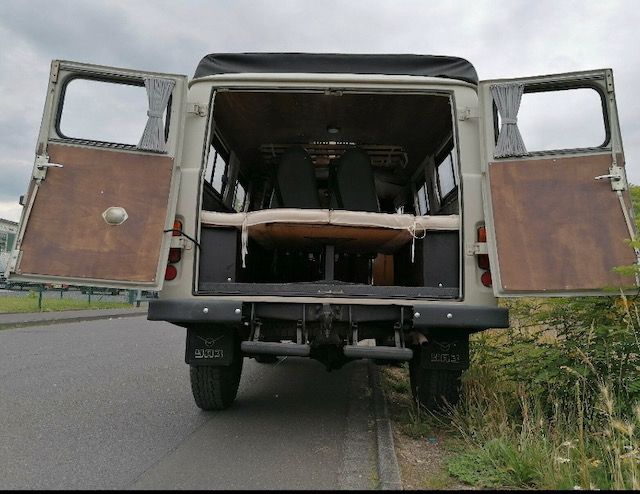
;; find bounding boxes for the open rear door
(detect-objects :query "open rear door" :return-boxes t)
[479,69,638,296]
[7,60,187,291]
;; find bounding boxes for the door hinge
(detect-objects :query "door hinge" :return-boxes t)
[594,165,626,192]
[33,154,63,181]
[186,103,208,117]
[457,106,478,121]
[605,70,614,93]
[50,60,60,83]
[466,242,488,256]
[170,236,193,250]
[7,249,21,274]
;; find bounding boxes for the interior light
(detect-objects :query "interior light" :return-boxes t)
[327,125,340,134]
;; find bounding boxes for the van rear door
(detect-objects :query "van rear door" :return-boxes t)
[479,69,638,296]
[7,60,187,291]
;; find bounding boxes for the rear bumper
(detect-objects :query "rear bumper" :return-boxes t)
[148,299,509,331]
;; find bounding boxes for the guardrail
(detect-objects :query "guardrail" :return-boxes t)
[0,281,157,310]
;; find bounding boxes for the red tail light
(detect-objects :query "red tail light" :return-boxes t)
[481,271,492,287]
[165,264,178,281]
[166,218,183,280]
[168,248,182,263]
[477,225,492,287]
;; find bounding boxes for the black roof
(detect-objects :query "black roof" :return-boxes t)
[194,53,478,85]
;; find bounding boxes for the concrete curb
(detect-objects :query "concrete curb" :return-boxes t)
[0,310,147,330]
[368,360,403,490]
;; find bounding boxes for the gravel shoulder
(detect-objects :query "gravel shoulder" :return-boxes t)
[380,365,474,490]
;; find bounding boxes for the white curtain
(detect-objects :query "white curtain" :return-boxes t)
[138,77,175,152]
[491,83,528,158]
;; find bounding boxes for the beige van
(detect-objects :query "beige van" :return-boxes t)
[6,54,638,410]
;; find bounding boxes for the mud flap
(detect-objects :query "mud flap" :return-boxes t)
[419,336,469,370]
[185,327,235,366]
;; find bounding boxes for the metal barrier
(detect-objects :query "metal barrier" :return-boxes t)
[0,283,154,311]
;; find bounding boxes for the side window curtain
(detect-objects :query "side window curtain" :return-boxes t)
[491,83,528,158]
[138,77,175,152]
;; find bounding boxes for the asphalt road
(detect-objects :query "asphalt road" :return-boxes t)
[0,317,377,490]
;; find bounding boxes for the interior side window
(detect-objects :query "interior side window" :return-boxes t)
[233,181,247,212]
[204,133,230,195]
[436,149,457,201]
[416,181,430,215]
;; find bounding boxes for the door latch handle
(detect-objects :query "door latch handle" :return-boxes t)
[37,162,63,169]
[594,165,626,192]
[594,173,621,181]
[33,154,63,180]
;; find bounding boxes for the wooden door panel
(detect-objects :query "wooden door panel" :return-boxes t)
[17,143,173,283]
[489,154,636,292]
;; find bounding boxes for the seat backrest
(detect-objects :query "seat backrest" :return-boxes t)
[330,147,379,212]
[271,146,320,209]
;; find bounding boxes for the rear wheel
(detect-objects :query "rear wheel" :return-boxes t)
[409,349,462,412]
[190,353,243,411]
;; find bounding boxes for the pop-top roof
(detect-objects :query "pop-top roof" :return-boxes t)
[194,53,478,85]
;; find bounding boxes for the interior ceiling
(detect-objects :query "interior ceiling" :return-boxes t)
[213,90,453,183]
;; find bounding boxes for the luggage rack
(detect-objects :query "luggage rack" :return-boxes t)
[259,142,408,169]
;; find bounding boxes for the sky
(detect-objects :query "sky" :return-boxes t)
[1,0,639,223]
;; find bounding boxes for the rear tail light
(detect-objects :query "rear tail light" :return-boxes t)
[165,264,178,281]
[481,271,492,288]
[173,219,183,236]
[477,225,492,288]
[165,217,184,281]
[477,226,487,243]
[168,248,182,263]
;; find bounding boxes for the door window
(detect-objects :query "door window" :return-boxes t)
[58,78,151,146]
[516,87,607,152]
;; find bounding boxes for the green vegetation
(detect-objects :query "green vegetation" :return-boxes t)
[0,292,131,313]
[387,295,640,490]
[445,295,640,490]
[386,185,640,490]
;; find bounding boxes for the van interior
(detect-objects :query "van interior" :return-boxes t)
[196,90,461,298]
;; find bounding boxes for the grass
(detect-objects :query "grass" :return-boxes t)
[442,295,640,490]
[383,294,640,490]
[0,295,132,314]
[445,369,640,490]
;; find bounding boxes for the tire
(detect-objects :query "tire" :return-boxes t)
[190,353,243,411]
[254,355,279,364]
[409,349,462,412]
